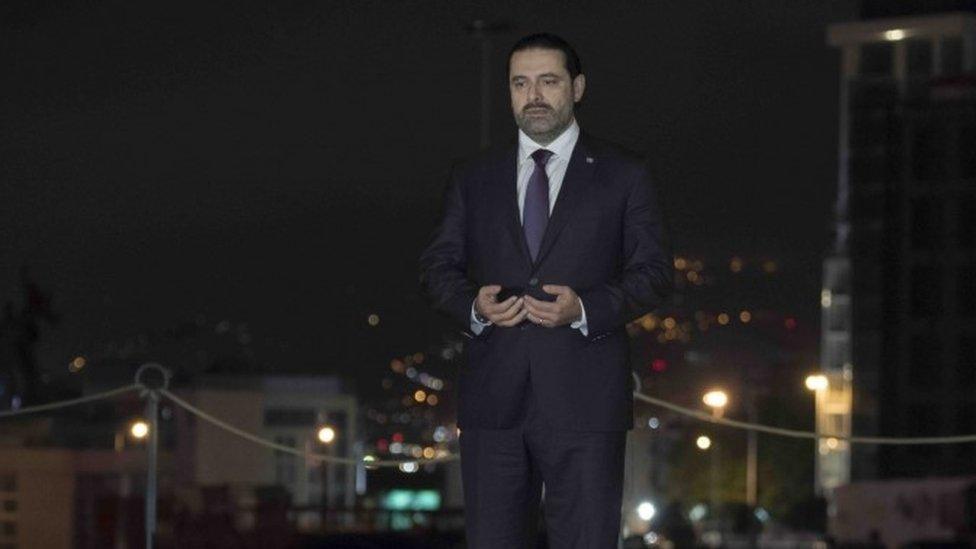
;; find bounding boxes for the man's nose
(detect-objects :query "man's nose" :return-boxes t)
[530,81,544,100]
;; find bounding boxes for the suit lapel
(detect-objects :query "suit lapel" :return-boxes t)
[493,144,533,268]
[532,134,596,269]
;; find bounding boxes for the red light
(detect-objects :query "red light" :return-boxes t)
[377,438,389,452]
[651,359,667,372]
[785,318,797,331]
[392,432,404,443]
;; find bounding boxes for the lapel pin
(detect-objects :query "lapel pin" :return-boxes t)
[586,157,594,164]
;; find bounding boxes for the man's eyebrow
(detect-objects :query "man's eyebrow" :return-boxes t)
[510,72,564,81]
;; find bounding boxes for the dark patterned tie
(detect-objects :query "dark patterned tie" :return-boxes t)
[524,148,554,262]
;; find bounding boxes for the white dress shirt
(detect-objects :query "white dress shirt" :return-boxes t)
[471,120,589,335]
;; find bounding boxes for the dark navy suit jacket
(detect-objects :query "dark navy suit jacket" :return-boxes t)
[419,132,673,431]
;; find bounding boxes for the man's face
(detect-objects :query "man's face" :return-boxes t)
[509,48,586,144]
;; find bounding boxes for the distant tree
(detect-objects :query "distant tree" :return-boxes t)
[662,394,816,528]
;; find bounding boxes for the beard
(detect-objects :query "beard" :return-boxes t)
[515,102,573,144]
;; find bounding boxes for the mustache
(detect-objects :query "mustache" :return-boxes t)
[522,103,552,113]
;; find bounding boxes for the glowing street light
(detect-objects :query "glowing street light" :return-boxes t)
[884,29,906,41]
[130,420,149,439]
[399,461,419,473]
[805,374,829,392]
[68,356,86,373]
[317,426,336,444]
[637,501,657,521]
[702,390,728,417]
[696,435,712,450]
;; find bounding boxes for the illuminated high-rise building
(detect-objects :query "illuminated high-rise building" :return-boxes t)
[825,8,976,489]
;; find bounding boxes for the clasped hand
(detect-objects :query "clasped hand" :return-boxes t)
[475,284,581,328]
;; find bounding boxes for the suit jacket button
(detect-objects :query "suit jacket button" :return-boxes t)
[528,277,539,286]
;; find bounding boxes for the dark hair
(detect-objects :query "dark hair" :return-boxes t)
[508,33,583,80]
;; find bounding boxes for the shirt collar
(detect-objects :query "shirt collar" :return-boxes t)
[518,119,580,166]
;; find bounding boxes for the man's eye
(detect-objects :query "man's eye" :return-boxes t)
[544,79,557,85]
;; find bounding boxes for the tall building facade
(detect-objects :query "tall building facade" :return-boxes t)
[826,11,976,483]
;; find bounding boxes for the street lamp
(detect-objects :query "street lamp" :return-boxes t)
[317,424,337,527]
[130,420,149,440]
[702,389,728,514]
[696,435,712,450]
[317,426,336,444]
[637,501,657,521]
[702,390,729,416]
[805,374,828,392]
[706,387,757,507]
[465,19,513,149]
[805,374,828,495]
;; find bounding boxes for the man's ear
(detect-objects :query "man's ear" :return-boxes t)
[573,74,586,103]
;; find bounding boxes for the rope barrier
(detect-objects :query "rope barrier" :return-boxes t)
[0,384,142,418]
[4,379,976,474]
[633,392,976,445]
[159,388,459,467]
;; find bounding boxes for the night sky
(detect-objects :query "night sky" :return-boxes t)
[1,1,856,385]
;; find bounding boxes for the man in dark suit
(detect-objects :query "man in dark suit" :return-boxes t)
[419,33,673,548]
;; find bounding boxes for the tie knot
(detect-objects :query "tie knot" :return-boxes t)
[531,148,554,166]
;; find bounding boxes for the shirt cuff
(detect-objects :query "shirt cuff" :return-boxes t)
[471,301,492,335]
[570,297,588,336]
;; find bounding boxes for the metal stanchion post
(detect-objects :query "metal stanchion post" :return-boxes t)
[135,363,171,549]
[746,399,758,507]
[710,438,719,512]
[145,390,159,549]
[814,388,823,496]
